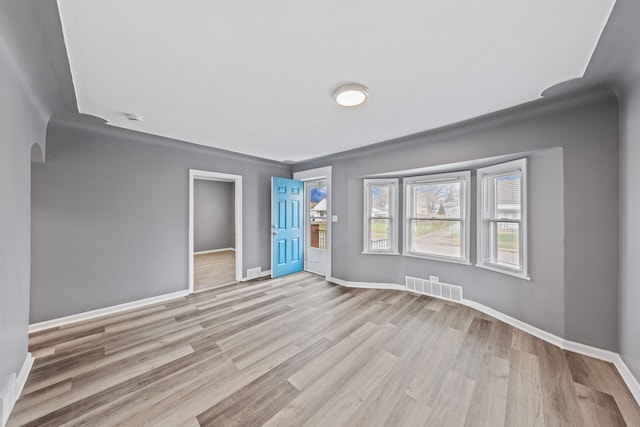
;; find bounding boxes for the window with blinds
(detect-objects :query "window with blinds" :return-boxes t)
[477,158,529,279]
[363,178,399,254]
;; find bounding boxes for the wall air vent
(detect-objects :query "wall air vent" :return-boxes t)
[405,276,463,302]
[246,267,262,279]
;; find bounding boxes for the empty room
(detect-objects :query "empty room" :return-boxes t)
[2,0,640,426]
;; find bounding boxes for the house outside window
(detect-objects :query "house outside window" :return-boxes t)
[309,196,327,250]
[477,158,529,279]
[363,178,399,254]
[404,171,471,263]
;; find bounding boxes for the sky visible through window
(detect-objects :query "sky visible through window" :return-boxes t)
[310,187,326,203]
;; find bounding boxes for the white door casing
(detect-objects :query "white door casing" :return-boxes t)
[293,166,332,280]
[188,169,243,293]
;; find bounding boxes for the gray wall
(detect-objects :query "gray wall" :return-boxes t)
[296,91,620,351]
[0,1,75,393]
[581,0,640,386]
[620,76,640,381]
[194,180,235,252]
[0,31,40,396]
[31,116,290,323]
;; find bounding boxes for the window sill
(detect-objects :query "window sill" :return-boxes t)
[475,263,531,281]
[362,251,400,256]
[402,252,471,266]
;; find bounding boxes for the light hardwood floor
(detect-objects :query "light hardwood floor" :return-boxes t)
[10,272,640,426]
[194,250,236,291]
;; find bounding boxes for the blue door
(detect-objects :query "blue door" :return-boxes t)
[271,177,304,278]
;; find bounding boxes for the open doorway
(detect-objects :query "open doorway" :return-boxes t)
[189,170,243,293]
[293,166,332,279]
[193,179,234,289]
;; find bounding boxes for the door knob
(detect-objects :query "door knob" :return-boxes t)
[272,231,278,235]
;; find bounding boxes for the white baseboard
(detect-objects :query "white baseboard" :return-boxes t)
[561,338,620,364]
[613,355,640,405]
[329,276,640,406]
[15,355,33,403]
[1,353,33,427]
[241,270,271,282]
[471,299,640,405]
[463,298,639,405]
[329,276,405,291]
[194,248,235,255]
[461,299,565,349]
[29,289,189,333]
[0,375,15,427]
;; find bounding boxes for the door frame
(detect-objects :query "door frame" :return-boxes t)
[293,166,332,281]
[189,169,243,293]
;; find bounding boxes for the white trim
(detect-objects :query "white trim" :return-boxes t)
[328,277,640,405]
[0,375,13,427]
[363,178,399,254]
[328,276,405,291]
[194,248,235,255]
[1,353,34,427]
[460,298,564,348]
[28,290,189,333]
[404,170,472,264]
[361,251,400,256]
[240,270,272,281]
[613,355,640,405]
[474,263,531,280]
[561,339,620,365]
[477,158,529,279]
[463,297,639,404]
[189,169,243,294]
[403,252,472,265]
[294,166,333,281]
[15,354,33,405]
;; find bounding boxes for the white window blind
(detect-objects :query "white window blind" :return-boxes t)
[363,178,398,254]
[477,158,529,279]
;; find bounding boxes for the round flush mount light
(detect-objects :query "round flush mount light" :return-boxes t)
[332,83,369,107]
[124,113,143,122]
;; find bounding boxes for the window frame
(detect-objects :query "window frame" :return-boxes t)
[363,178,399,255]
[403,171,471,264]
[476,158,529,280]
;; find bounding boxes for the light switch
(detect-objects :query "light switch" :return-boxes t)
[331,215,338,222]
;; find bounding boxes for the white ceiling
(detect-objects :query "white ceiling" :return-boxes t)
[58,0,615,162]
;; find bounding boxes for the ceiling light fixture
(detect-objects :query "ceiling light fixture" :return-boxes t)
[332,83,369,107]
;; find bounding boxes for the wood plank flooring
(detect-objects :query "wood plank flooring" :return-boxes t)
[10,272,640,426]
[194,250,235,291]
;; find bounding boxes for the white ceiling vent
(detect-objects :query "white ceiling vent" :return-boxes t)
[124,113,143,122]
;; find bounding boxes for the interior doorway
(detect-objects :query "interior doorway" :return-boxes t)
[193,179,235,290]
[189,170,243,293]
[293,166,332,279]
